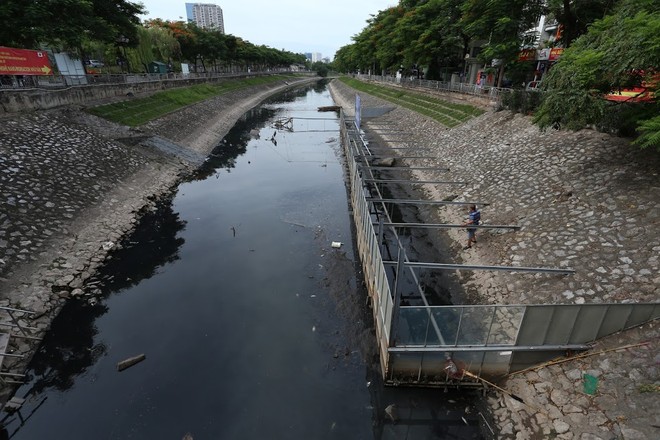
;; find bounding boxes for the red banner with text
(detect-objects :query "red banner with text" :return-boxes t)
[0,46,53,76]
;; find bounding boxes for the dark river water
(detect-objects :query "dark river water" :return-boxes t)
[4,81,484,439]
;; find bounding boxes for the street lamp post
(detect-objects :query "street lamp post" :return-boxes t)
[463,53,470,83]
[117,36,130,73]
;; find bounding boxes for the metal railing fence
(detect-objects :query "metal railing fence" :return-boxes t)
[0,69,313,91]
[355,74,513,103]
[340,117,394,375]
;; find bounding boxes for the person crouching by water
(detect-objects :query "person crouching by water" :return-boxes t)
[461,205,480,250]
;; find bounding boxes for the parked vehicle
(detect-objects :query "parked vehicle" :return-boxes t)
[86,59,104,68]
[525,80,542,91]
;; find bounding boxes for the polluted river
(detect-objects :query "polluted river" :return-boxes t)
[3,80,484,439]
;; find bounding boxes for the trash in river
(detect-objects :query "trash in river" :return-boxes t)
[331,241,342,248]
[117,354,146,372]
[3,397,25,412]
[384,404,398,423]
[583,373,598,395]
[102,241,115,251]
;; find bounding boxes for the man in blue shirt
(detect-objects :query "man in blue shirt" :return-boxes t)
[461,205,480,250]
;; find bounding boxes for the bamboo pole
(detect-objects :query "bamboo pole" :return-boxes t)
[505,341,650,378]
[462,370,546,416]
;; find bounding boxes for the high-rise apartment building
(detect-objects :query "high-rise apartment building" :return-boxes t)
[185,3,225,32]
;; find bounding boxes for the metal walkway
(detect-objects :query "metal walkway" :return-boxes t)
[0,306,40,388]
[339,110,659,387]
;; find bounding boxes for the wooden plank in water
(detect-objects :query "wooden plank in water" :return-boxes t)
[117,353,146,372]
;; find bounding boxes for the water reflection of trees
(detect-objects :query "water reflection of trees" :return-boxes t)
[194,106,277,180]
[266,80,323,105]
[272,86,312,103]
[312,78,330,94]
[100,199,186,292]
[21,300,108,395]
[18,198,186,397]
[194,81,325,181]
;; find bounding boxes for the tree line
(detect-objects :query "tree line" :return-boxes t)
[132,19,307,73]
[334,0,658,149]
[0,0,656,147]
[0,0,307,74]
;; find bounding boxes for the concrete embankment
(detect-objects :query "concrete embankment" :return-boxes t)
[0,73,316,114]
[329,79,659,440]
[0,76,317,401]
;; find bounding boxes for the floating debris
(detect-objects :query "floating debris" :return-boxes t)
[117,354,146,372]
[272,118,293,132]
[384,404,398,423]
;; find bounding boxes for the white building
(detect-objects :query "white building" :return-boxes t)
[311,53,323,63]
[185,3,225,32]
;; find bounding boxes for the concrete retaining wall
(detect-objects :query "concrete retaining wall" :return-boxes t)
[0,74,278,114]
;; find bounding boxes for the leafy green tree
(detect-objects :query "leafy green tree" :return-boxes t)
[223,35,239,70]
[334,44,359,73]
[147,20,194,61]
[312,61,328,77]
[89,0,144,46]
[534,0,660,149]
[146,19,304,73]
[122,25,179,73]
[0,0,144,50]
[350,14,383,74]
[393,0,467,80]
[370,6,406,73]
[635,117,660,150]
[335,5,401,75]
[547,0,616,47]
[200,30,228,71]
[460,0,545,86]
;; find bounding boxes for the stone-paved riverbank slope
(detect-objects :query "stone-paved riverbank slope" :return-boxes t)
[329,79,659,440]
[0,77,315,401]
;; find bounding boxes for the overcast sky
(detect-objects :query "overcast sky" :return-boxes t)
[138,0,396,59]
